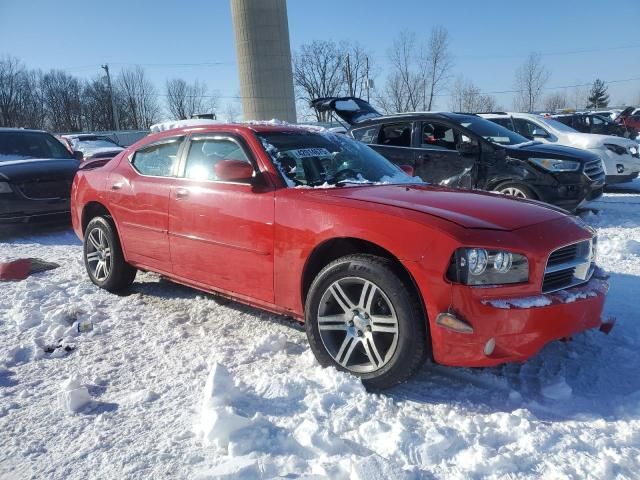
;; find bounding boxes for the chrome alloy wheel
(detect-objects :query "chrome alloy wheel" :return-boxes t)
[85,227,112,282]
[501,186,527,198]
[317,277,399,373]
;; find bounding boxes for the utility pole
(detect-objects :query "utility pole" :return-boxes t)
[101,64,120,131]
[345,54,354,97]
[365,56,370,103]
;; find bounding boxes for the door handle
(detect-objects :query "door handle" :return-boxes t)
[175,188,189,199]
[111,182,123,191]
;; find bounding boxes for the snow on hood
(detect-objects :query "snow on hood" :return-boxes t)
[150,119,222,133]
[565,132,638,150]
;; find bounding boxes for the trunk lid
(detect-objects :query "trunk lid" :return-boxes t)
[311,97,381,126]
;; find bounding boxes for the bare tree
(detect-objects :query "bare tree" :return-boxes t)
[293,40,345,121]
[513,52,550,112]
[570,85,589,110]
[82,75,115,131]
[543,92,568,112]
[377,32,425,113]
[449,76,498,113]
[342,42,373,100]
[423,26,453,110]
[40,70,84,132]
[165,78,215,120]
[117,66,161,129]
[0,56,28,127]
[223,101,241,122]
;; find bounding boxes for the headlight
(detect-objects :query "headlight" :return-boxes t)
[447,248,529,286]
[529,158,581,172]
[604,144,627,156]
[630,145,639,158]
[0,181,12,194]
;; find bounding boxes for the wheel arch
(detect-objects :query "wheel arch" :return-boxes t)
[301,237,427,323]
[81,201,114,236]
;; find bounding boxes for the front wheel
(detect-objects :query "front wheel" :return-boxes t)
[305,254,427,389]
[83,216,136,292]
[495,182,537,200]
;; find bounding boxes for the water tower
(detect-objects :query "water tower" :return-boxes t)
[230,0,297,122]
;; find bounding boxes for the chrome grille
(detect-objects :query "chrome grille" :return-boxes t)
[584,159,605,183]
[542,239,595,293]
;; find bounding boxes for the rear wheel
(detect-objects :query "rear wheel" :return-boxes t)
[495,182,537,200]
[83,216,136,292]
[305,254,427,389]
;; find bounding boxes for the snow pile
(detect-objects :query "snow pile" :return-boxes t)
[58,376,91,413]
[150,119,221,133]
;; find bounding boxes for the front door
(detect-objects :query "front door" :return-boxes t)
[414,121,478,188]
[168,134,275,303]
[108,136,184,272]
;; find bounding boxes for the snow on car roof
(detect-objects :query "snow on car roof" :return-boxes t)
[150,119,223,133]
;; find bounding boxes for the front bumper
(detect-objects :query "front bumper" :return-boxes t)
[430,277,608,367]
[0,193,71,224]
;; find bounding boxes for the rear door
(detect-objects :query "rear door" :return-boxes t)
[107,136,184,273]
[413,120,478,188]
[368,121,418,166]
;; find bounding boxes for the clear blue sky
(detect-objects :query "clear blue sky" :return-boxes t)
[1,0,639,118]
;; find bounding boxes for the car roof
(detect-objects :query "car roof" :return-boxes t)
[351,112,474,127]
[0,127,48,134]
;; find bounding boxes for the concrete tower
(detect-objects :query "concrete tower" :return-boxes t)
[230,0,297,122]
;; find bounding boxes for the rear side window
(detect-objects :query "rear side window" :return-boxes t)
[184,137,250,181]
[513,118,547,138]
[378,123,412,147]
[489,117,515,131]
[130,138,182,177]
[351,126,379,144]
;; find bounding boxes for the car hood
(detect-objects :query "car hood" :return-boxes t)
[563,132,638,150]
[0,157,79,182]
[316,184,566,231]
[505,141,597,161]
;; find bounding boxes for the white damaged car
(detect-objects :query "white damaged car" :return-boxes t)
[480,112,640,184]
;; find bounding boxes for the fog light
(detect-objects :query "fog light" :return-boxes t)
[435,312,474,334]
[484,338,496,356]
[617,164,625,173]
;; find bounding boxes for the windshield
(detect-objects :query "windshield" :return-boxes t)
[258,130,421,187]
[71,137,122,153]
[540,117,578,133]
[454,114,530,146]
[0,131,74,161]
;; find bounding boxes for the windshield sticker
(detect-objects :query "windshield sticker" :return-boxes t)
[289,148,332,159]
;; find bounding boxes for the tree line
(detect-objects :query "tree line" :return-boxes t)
[0,56,218,132]
[293,29,618,119]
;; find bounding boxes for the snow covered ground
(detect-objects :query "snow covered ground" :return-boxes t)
[1,184,639,479]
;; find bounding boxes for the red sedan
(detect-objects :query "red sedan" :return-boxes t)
[70,123,608,388]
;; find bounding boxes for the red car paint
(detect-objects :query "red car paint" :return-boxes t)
[70,124,607,367]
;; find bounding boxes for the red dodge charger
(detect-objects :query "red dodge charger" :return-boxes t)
[71,123,608,388]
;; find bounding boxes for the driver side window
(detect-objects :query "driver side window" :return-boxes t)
[421,122,457,150]
[184,137,250,181]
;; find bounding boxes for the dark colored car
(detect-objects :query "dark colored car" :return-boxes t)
[0,128,79,224]
[551,113,632,138]
[615,107,640,138]
[312,97,605,211]
[61,134,124,162]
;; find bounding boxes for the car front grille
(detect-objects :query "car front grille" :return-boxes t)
[584,159,605,183]
[542,239,595,293]
[16,179,72,199]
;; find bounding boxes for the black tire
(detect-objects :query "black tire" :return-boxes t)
[495,182,537,200]
[83,216,136,293]
[305,254,428,390]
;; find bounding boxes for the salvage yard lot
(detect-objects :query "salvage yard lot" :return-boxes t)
[1,183,639,479]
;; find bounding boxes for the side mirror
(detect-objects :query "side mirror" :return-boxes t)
[73,150,84,161]
[532,129,548,138]
[399,164,415,176]
[214,159,255,182]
